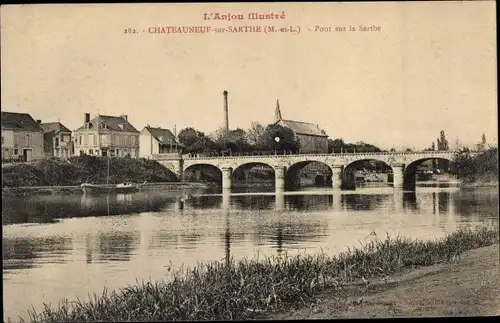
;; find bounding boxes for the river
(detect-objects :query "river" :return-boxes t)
[2,184,498,321]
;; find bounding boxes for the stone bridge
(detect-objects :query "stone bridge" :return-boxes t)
[155,151,469,191]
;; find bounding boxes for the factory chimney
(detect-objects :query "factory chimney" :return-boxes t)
[223,90,229,133]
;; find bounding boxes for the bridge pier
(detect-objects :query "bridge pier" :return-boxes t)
[392,163,405,188]
[275,166,286,190]
[330,165,343,189]
[222,167,233,192]
[275,191,285,211]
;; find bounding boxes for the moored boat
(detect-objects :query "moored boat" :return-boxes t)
[81,183,139,195]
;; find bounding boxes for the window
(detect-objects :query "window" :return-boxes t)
[14,149,18,155]
[25,133,31,146]
[80,150,85,156]
[55,137,59,147]
[79,136,82,146]
[89,149,94,155]
[88,134,95,146]
[116,149,120,157]
[131,136,136,146]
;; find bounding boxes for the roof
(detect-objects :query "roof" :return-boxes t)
[277,119,328,137]
[75,114,139,133]
[144,126,185,147]
[1,111,43,132]
[40,122,71,134]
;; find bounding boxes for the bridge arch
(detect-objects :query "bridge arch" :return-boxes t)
[285,160,333,189]
[403,157,455,189]
[183,163,222,183]
[232,162,275,186]
[343,158,393,189]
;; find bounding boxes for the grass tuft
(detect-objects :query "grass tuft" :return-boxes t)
[16,225,499,322]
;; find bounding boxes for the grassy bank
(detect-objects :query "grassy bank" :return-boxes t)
[16,225,499,322]
[2,156,178,188]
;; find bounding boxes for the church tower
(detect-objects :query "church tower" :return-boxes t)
[274,99,282,122]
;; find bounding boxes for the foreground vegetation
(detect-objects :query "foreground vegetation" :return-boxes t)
[2,156,177,187]
[17,225,499,322]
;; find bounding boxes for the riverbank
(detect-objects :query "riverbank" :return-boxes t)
[1,182,213,197]
[266,244,499,319]
[1,156,179,188]
[18,225,499,322]
[460,181,498,189]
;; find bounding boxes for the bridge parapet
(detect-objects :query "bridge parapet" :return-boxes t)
[183,150,461,161]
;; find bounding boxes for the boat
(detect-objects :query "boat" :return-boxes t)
[80,182,139,195]
[80,157,139,195]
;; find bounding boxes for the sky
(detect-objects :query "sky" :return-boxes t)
[1,2,497,150]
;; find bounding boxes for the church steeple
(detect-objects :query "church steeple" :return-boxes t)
[274,99,282,122]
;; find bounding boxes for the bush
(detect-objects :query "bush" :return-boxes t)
[453,147,498,184]
[2,157,178,187]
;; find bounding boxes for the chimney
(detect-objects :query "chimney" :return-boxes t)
[120,114,128,121]
[36,119,42,124]
[223,90,229,133]
[84,113,90,124]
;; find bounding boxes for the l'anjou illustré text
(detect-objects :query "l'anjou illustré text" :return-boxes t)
[203,12,287,22]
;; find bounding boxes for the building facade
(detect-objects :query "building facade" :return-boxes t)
[73,113,139,157]
[1,111,44,162]
[274,100,329,153]
[139,126,185,158]
[40,122,73,159]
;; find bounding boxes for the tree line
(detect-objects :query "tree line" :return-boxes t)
[176,121,384,155]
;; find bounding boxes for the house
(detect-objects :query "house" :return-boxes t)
[40,122,73,159]
[73,113,139,157]
[1,111,44,162]
[273,100,329,153]
[139,126,185,158]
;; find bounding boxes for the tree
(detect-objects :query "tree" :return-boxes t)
[211,127,251,153]
[178,127,202,148]
[257,124,300,152]
[327,138,345,153]
[178,127,215,154]
[437,130,449,151]
[477,133,487,152]
[246,121,265,148]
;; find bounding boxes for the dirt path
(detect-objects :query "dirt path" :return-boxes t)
[264,244,500,319]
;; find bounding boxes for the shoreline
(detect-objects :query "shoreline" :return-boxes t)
[17,226,499,322]
[265,243,500,319]
[460,181,498,189]
[1,182,214,197]
[2,181,497,197]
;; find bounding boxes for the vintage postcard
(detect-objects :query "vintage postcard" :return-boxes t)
[1,1,498,321]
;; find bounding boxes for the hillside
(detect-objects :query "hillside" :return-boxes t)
[2,156,178,187]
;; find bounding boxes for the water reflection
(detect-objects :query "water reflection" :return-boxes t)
[2,187,499,321]
[3,236,72,271]
[343,194,389,211]
[95,231,140,262]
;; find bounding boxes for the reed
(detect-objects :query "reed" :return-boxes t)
[17,225,499,322]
